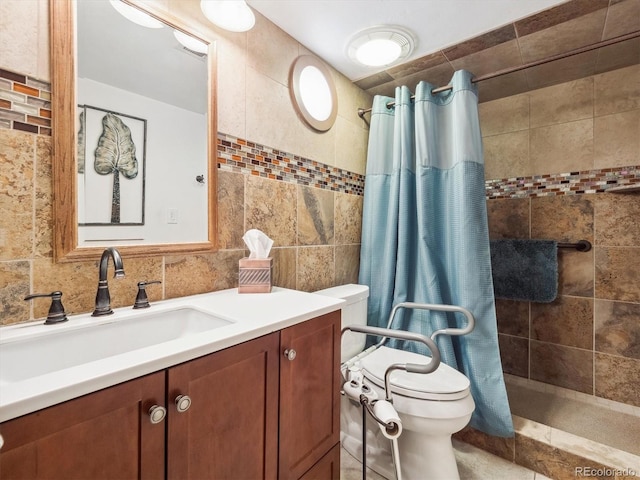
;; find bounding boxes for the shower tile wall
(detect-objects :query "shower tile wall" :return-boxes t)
[481,64,640,408]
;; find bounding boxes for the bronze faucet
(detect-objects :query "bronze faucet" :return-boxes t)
[24,291,68,324]
[92,247,125,316]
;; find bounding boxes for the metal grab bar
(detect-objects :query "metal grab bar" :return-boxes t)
[381,302,476,346]
[341,324,441,401]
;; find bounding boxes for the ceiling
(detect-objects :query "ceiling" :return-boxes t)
[248,0,640,103]
[77,0,208,114]
[247,0,567,80]
[77,0,639,108]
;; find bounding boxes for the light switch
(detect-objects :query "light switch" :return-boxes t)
[167,208,179,224]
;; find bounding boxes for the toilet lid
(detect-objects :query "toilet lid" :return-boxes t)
[359,346,471,401]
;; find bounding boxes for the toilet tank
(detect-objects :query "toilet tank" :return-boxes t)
[315,284,369,362]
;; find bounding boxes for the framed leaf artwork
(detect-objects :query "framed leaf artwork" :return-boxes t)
[77,105,146,226]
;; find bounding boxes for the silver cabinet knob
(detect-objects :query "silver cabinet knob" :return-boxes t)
[283,348,297,361]
[148,404,167,424]
[175,394,192,413]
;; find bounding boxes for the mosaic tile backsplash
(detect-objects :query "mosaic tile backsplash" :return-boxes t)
[217,133,365,196]
[486,166,640,199]
[0,69,52,135]
[2,67,638,200]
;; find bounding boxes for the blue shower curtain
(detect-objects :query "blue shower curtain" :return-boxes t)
[359,70,513,437]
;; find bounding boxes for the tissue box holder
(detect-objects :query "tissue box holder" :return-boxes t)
[238,257,273,293]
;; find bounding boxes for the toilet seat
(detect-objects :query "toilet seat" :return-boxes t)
[358,346,470,401]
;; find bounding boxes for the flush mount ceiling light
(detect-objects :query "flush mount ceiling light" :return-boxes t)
[200,0,255,32]
[347,26,415,68]
[109,0,164,28]
[173,30,208,55]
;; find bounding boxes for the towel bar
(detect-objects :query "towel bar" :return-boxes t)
[557,240,591,252]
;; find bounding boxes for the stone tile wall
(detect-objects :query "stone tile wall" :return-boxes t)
[0,124,364,324]
[481,64,640,408]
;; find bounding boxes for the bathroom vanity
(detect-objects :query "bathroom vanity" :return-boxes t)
[0,288,343,479]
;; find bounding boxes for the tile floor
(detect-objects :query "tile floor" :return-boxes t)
[340,440,551,480]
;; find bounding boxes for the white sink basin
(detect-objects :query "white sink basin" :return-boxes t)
[0,307,233,385]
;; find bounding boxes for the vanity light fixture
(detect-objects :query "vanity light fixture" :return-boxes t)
[200,0,256,32]
[347,26,415,67]
[173,30,208,55]
[108,0,164,29]
[289,56,338,132]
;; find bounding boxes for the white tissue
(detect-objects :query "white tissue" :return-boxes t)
[373,400,403,439]
[242,229,274,259]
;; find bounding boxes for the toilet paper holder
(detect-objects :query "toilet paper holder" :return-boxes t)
[360,395,401,438]
[343,377,400,438]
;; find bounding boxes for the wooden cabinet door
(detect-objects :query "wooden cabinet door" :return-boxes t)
[298,444,340,480]
[167,332,280,480]
[278,311,341,480]
[0,372,165,480]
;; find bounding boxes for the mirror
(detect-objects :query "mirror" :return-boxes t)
[51,0,218,261]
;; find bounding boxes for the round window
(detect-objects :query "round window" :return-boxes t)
[289,56,338,132]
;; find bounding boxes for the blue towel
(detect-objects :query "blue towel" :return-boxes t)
[490,239,558,303]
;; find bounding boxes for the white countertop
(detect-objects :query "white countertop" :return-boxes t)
[0,287,344,423]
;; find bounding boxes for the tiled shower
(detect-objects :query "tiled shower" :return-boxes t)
[481,64,640,409]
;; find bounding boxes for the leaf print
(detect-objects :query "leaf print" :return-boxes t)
[94,113,139,223]
[77,110,85,174]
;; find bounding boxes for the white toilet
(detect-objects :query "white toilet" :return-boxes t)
[315,284,475,480]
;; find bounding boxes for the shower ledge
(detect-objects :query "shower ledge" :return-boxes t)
[513,416,640,472]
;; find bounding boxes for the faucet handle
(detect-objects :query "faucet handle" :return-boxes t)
[133,281,162,309]
[24,291,69,325]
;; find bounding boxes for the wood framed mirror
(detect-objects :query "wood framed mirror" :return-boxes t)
[50,0,218,262]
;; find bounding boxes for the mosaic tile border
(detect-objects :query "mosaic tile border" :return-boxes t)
[0,68,52,135]
[3,68,637,199]
[486,166,640,199]
[217,133,365,196]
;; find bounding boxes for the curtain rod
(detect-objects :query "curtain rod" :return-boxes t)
[357,30,640,118]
